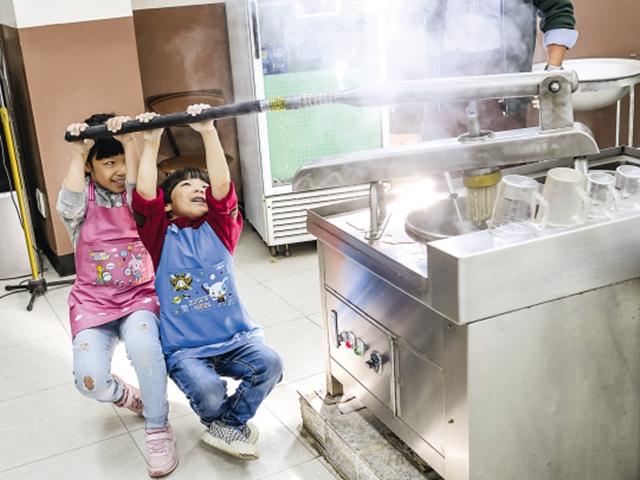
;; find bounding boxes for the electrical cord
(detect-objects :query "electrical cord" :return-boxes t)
[0,274,31,282]
[0,282,68,302]
[0,290,22,300]
[0,268,48,282]
[0,128,21,223]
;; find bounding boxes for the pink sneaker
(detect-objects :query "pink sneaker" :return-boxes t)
[112,374,144,416]
[146,426,178,477]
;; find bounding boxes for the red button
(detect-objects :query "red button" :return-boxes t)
[345,340,352,349]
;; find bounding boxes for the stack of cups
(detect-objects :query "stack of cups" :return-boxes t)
[487,164,640,240]
[536,165,640,226]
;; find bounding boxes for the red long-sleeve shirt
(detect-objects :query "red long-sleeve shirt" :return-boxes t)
[131,184,242,269]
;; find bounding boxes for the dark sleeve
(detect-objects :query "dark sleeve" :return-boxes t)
[131,188,169,269]
[205,183,243,254]
[535,0,576,32]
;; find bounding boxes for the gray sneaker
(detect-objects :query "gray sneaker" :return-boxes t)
[240,422,259,444]
[201,420,260,460]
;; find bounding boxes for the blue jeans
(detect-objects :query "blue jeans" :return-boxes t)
[72,310,169,429]
[168,341,283,427]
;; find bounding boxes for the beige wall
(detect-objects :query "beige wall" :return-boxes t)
[132,4,242,198]
[3,17,145,259]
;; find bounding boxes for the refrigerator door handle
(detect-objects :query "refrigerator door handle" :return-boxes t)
[250,0,261,60]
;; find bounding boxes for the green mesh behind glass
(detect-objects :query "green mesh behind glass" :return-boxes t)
[263,69,382,184]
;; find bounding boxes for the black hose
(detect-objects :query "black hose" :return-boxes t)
[64,100,264,142]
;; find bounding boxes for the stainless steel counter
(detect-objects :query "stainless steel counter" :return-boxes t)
[308,152,640,480]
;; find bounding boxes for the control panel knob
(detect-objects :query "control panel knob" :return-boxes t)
[365,351,383,374]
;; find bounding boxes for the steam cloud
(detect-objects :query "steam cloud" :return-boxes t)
[223,0,543,180]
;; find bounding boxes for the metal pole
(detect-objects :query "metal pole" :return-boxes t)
[628,86,636,147]
[367,182,380,240]
[616,99,622,147]
[0,108,40,280]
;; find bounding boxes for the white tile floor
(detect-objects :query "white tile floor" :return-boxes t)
[0,228,339,480]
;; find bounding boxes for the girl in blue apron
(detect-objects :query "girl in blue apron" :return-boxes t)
[132,106,283,461]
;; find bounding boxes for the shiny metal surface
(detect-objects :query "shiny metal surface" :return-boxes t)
[312,152,640,479]
[427,213,640,324]
[333,70,579,107]
[326,291,394,410]
[539,75,575,130]
[293,72,596,192]
[396,342,445,454]
[364,181,390,240]
[322,245,442,365]
[293,124,598,191]
[405,198,482,242]
[464,281,640,479]
[535,58,640,111]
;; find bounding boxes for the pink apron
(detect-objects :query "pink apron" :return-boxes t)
[68,182,159,338]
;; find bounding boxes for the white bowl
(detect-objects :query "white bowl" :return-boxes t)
[533,58,640,111]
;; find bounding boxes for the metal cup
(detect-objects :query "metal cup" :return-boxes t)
[540,167,588,228]
[586,171,617,220]
[615,165,640,212]
[488,174,548,238]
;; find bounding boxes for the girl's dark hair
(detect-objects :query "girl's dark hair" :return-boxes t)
[160,167,210,205]
[84,113,124,166]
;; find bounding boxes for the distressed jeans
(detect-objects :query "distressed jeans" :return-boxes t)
[72,310,169,429]
[168,341,283,427]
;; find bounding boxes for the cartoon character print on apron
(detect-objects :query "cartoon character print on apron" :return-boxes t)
[68,182,158,337]
[155,221,255,354]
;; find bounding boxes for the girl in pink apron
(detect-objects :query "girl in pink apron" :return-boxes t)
[58,114,177,478]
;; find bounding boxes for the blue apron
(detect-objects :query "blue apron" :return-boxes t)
[155,221,258,367]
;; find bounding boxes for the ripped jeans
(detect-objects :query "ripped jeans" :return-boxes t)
[72,310,169,429]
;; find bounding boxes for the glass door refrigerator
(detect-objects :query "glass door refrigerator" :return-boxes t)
[227,0,387,255]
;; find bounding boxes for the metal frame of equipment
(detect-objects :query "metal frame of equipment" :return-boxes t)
[293,70,598,239]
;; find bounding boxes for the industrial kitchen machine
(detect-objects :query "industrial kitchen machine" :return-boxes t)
[292,70,640,480]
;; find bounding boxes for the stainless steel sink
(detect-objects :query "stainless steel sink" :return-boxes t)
[535,58,640,111]
[404,197,483,243]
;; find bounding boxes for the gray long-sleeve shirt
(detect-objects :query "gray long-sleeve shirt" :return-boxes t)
[56,177,135,249]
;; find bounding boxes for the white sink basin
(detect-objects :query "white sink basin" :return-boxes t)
[534,58,640,111]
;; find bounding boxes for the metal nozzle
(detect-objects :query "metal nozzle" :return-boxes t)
[466,101,482,137]
[458,100,494,143]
